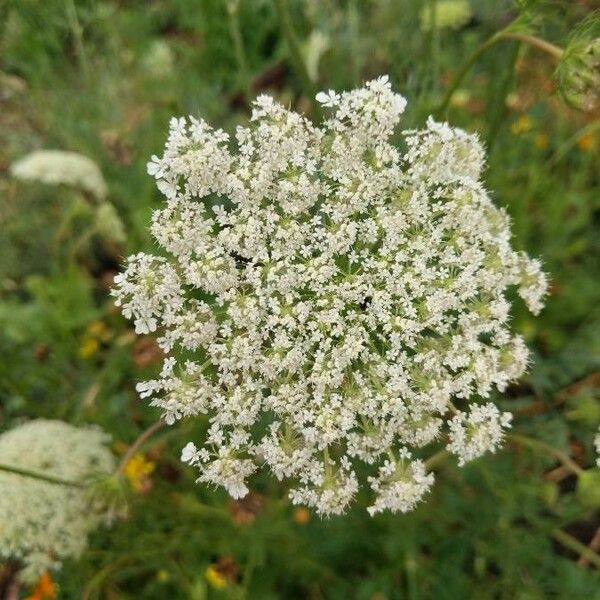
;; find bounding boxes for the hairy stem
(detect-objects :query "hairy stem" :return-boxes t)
[0,462,84,488]
[436,33,501,117]
[116,420,165,476]
[437,28,563,117]
[500,32,563,59]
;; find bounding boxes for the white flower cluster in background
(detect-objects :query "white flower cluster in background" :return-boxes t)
[10,149,107,199]
[595,427,600,467]
[0,420,115,582]
[113,76,547,516]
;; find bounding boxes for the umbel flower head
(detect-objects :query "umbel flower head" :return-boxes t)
[113,76,547,516]
[0,420,115,581]
[10,149,107,199]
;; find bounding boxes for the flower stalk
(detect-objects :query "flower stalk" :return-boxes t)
[437,27,563,116]
[0,462,84,488]
[116,420,165,476]
[274,0,318,109]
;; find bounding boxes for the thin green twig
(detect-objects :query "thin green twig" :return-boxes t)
[551,528,600,570]
[81,556,137,600]
[486,42,521,152]
[116,420,165,476]
[228,0,252,105]
[347,0,360,85]
[436,28,564,117]
[508,433,584,476]
[501,31,563,59]
[544,120,600,170]
[0,462,84,488]
[65,0,90,78]
[274,0,318,112]
[436,32,502,117]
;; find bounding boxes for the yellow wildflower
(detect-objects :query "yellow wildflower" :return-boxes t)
[124,453,156,493]
[205,565,227,589]
[78,337,100,359]
[510,114,533,135]
[577,133,597,152]
[156,569,170,583]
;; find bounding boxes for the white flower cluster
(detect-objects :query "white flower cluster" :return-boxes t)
[595,427,600,468]
[10,149,107,199]
[447,403,513,466]
[113,76,547,516]
[0,420,115,581]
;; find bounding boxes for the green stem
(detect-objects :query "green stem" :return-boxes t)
[116,420,165,476]
[551,528,600,570]
[424,449,448,470]
[437,32,501,117]
[227,0,252,105]
[65,0,89,78]
[501,32,563,59]
[544,120,600,170]
[486,41,521,152]
[347,0,360,85]
[0,462,84,488]
[508,433,584,476]
[436,28,564,117]
[426,0,440,97]
[81,556,138,600]
[274,0,318,110]
[69,226,97,262]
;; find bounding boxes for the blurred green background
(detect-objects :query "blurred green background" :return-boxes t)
[1,0,599,598]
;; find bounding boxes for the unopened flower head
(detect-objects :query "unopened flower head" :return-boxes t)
[555,15,600,112]
[0,420,115,581]
[113,76,547,516]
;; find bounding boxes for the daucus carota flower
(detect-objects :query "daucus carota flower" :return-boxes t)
[0,420,115,582]
[555,16,600,112]
[447,403,513,467]
[113,76,547,516]
[10,150,107,199]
